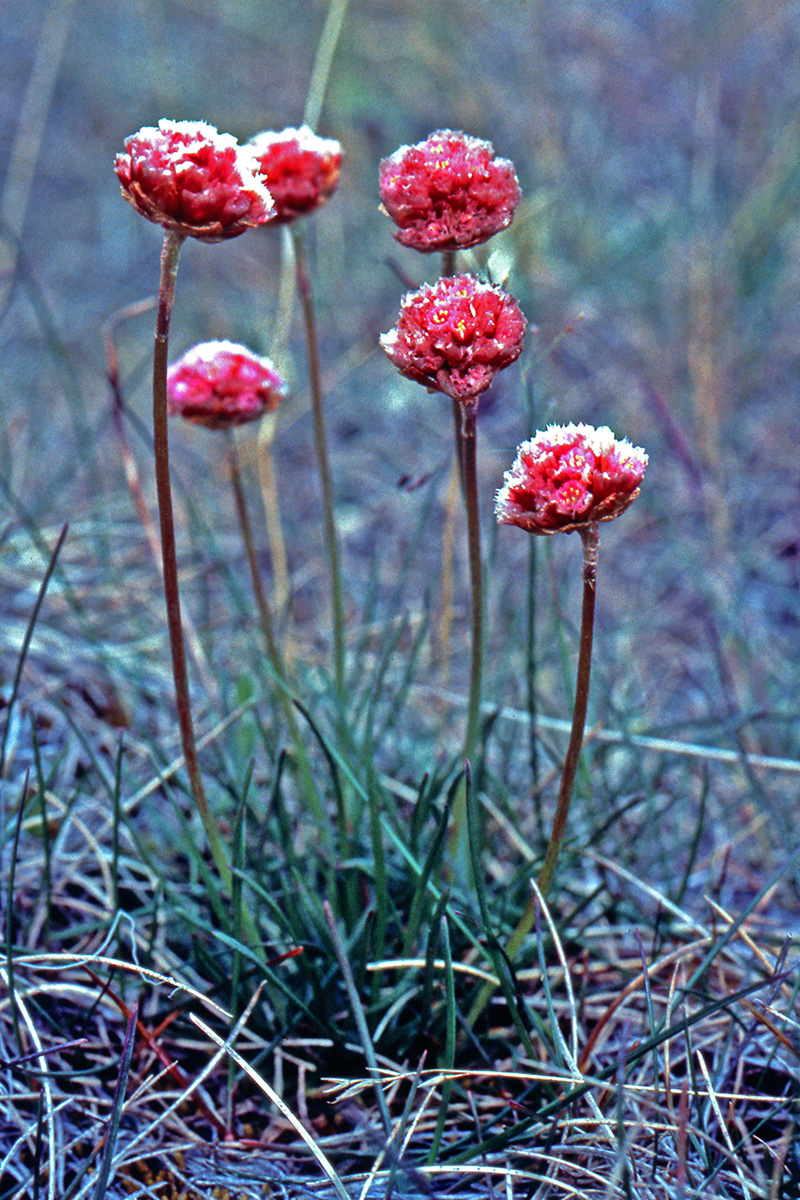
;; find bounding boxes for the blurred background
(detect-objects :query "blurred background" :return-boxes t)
[2,0,800,894]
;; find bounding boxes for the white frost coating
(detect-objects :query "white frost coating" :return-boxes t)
[246,124,342,158]
[173,340,280,375]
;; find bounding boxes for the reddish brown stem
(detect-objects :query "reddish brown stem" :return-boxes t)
[508,521,599,955]
[447,400,484,882]
[152,230,231,893]
[461,402,484,767]
[536,521,598,898]
[468,521,600,1023]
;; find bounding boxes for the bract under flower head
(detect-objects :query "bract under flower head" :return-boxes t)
[167,341,286,429]
[496,423,648,535]
[246,125,342,223]
[380,273,526,401]
[379,129,520,253]
[115,119,274,242]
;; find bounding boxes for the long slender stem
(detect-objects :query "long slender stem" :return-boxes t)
[104,300,218,701]
[461,404,484,766]
[226,435,331,837]
[448,401,483,881]
[509,520,599,952]
[291,222,345,694]
[152,230,232,893]
[468,522,599,1024]
[227,434,285,675]
[302,0,352,131]
[256,413,291,622]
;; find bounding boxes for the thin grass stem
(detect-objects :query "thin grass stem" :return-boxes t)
[226,438,282,655]
[90,1000,138,1200]
[111,734,123,915]
[0,522,67,779]
[255,412,291,620]
[302,0,351,131]
[30,718,52,938]
[291,222,345,695]
[5,772,29,1056]
[323,901,392,1136]
[426,914,455,1164]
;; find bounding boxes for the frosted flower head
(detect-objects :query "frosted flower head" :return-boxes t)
[380,273,525,402]
[496,423,648,535]
[167,341,286,429]
[115,119,274,242]
[246,125,342,223]
[379,129,520,253]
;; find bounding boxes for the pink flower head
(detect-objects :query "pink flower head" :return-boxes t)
[246,125,342,223]
[167,341,286,429]
[380,273,526,402]
[379,129,520,253]
[114,119,274,242]
[496,423,648,535]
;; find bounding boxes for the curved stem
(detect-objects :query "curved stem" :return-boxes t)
[152,230,232,894]
[291,222,345,695]
[509,521,599,953]
[468,522,599,1024]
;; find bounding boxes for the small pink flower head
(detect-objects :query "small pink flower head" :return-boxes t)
[496,423,647,535]
[246,125,342,223]
[379,129,521,253]
[114,119,274,242]
[380,273,526,402]
[167,341,287,430]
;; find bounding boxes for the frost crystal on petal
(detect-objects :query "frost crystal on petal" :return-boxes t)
[115,119,274,242]
[379,129,520,253]
[496,422,647,535]
[246,125,342,223]
[381,273,526,401]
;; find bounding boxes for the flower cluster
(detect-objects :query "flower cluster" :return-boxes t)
[379,129,520,253]
[167,341,286,429]
[115,119,273,242]
[381,273,525,402]
[495,423,648,535]
[247,125,342,223]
